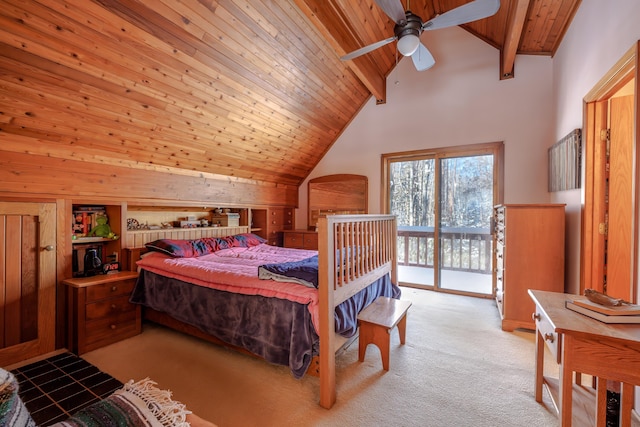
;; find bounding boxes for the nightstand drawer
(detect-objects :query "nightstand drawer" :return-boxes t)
[84,311,140,350]
[86,279,136,303]
[85,295,137,321]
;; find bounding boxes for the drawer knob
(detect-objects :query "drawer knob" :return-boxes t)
[532,313,541,321]
[111,304,117,310]
[110,324,116,330]
[544,333,554,343]
[111,286,117,292]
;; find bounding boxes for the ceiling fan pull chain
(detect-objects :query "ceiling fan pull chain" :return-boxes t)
[394,47,400,85]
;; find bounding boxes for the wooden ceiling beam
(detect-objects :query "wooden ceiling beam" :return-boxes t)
[500,0,530,80]
[294,0,387,104]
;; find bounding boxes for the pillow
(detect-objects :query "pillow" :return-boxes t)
[0,368,36,427]
[145,233,266,258]
[226,233,266,248]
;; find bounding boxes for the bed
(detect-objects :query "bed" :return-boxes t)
[127,214,398,409]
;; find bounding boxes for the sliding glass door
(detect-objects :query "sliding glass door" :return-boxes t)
[384,143,502,296]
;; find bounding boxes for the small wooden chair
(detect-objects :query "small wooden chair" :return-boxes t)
[357,296,411,370]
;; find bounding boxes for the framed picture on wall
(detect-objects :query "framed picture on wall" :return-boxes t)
[548,129,581,192]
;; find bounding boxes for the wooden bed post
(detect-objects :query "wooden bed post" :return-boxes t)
[317,216,336,409]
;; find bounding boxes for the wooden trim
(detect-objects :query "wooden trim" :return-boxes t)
[380,141,504,293]
[584,42,638,103]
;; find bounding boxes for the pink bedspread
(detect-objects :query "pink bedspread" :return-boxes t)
[136,244,322,330]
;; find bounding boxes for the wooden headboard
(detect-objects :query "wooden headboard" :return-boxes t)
[123,247,149,272]
[308,174,368,230]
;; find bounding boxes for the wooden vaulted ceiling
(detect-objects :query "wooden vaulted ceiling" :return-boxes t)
[0,0,580,188]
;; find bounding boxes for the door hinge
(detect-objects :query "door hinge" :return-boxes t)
[599,222,608,235]
[600,128,610,141]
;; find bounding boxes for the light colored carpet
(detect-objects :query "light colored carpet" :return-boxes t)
[83,287,561,426]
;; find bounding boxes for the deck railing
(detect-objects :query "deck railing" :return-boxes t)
[397,226,493,274]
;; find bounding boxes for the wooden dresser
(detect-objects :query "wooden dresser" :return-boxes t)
[64,271,141,354]
[494,204,565,331]
[283,230,318,250]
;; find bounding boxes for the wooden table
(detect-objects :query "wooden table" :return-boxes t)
[529,290,640,426]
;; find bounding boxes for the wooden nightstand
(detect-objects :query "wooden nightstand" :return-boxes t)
[283,230,318,250]
[64,271,141,355]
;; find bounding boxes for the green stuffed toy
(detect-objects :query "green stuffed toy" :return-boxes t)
[89,214,115,238]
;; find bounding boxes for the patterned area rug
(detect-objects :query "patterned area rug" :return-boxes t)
[10,352,122,426]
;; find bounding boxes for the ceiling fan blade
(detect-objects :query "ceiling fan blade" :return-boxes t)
[411,43,436,71]
[423,0,500,31]
[341,36,397,61]
[374,0,408,25]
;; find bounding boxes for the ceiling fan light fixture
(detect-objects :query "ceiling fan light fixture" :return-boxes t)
[397,34,420,56]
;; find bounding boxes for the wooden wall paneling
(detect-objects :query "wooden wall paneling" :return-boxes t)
[0,151,298,207]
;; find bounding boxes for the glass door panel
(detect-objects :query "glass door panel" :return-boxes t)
[390,158,436,287]
[438,155,494,295]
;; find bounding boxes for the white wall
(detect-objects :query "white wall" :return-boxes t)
[298,25,554,227]
[550,2,640,409]
[551,0,640,296]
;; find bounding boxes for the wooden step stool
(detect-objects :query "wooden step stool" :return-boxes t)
[357,296,412,371]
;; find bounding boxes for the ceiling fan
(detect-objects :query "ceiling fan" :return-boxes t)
[341,0,501,71]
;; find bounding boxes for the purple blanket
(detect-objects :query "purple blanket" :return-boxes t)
[131,270,399,378]
[258,255,320,288]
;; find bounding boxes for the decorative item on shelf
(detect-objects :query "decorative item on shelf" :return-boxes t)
[160,222,173,229]
[211,212,240,227]
[180,220,200,228]
[88,214,118,240]
[127,218,140,230]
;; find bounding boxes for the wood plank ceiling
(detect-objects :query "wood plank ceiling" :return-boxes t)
[0,0,581,188]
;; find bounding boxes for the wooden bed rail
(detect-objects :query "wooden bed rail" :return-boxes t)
[317,214,397,409]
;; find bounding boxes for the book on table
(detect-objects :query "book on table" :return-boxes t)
[566,299,640,324]
[572,297,640,315]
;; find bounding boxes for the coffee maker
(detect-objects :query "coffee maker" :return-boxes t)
[83,248,102,277]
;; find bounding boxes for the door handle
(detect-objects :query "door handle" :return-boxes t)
[43,245,55,251]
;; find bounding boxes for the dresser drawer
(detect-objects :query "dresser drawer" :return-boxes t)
[86,279,136,302]
[85,295,137,321]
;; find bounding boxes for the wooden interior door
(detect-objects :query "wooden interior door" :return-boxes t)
[582,43,638,302]
[0,202,56,366]
[606,95,635,300]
